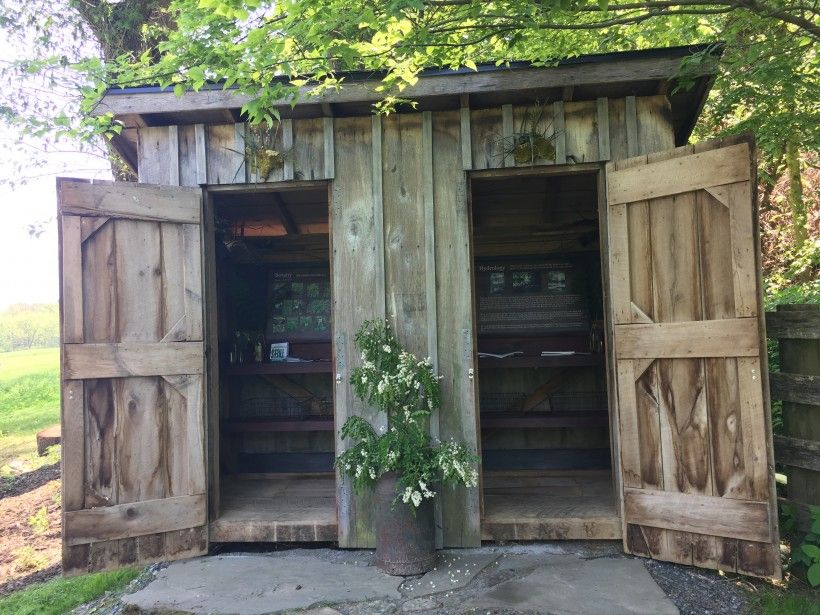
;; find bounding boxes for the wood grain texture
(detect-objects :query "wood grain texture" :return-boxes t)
[293,118,325,181]
[770,372,820,405]
[432,110,480,547]
[624,489,771,542]
[138,127,174,184]
[608,143,751,205]
[470,108,502,170]
[331,116,382,548]
[65,494,206,545]
[563,101,598,163]
[59,181,201,223]
[63,342,204,379]
[774,434,820,471]
[615,318,759,359]
[766,309,820,339]
[206,123,244,184]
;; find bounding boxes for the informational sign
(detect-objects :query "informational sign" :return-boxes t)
[267,268,331,340]
[475,259,590,336]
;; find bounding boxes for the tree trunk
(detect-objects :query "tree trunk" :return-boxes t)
[786,138,807,247]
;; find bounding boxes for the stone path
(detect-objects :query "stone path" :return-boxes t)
[117,543,749,615]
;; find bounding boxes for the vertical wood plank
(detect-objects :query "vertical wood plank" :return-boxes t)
[607,203,630,324]
[460,98,472,170]
[168,126,180,186]
[282,118,294,180]
[61,216,84,343]
[636,96,675,154]
[553,101,566,164]
[371,115,386,317]
[433,110,480,546]
[625,96,638,158]
[195,124,207,185]
[293,118,325,181]
[332,116,380,547]
[178,126,199,187]
[323,117,335,179]
[137,127,171,185]
[234,123,246,183]
[597,98,610,161]
[207,124,244,184]
[608,99,628,161]
[470,108,502,170]
[727,181,758,317]
[183,223,203,340]
[61,380,85,512]
[564,101,598,163]
[422,110,443,548]
[501,104,514,167]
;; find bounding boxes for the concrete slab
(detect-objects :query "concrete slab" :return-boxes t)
[122,554,402,615]
[465,554,679,615]
[400,551,499,597]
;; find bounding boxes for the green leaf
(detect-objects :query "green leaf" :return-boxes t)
[808,563,820,587]
[801,544,820,560]
[597,0,609,10]
[811,519,820,534]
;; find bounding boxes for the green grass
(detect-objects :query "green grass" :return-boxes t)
[748,588,820,614]
[0,567,140,615]
[0,348,60,469]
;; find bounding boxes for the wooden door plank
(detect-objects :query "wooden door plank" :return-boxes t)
[65,494,206,545]
[59,181,201,223]
[63,342,204,379]
[624,488,771,542]
[432,110,480,547]
[60,216,84,343]
[608,143,751,205]
[614,318,759,358]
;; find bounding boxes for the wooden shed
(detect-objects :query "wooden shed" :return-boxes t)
[57,44,782,579]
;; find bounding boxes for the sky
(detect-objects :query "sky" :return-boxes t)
[0,14,111,310]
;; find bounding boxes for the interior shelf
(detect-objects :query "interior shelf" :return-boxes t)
[223,417,334,432]
[477,353,603,369]
[224,362,333,375]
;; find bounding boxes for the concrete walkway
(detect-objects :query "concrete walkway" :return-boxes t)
[120,544,688,615]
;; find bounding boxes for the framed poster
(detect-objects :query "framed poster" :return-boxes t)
[267,266,332,341]
[475,257,591,336]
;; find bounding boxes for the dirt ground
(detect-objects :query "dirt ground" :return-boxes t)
[0,463,62,595]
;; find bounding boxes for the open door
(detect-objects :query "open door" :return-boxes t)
[606,136,781,578]
[58,179,208,574]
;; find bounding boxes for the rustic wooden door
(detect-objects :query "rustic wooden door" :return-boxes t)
[58,179,208,574]
[606,136,781,578]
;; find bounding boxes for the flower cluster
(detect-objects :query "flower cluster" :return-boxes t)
[335,320,479,510]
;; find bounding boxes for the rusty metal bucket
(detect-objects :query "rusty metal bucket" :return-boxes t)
[374,472,436,576]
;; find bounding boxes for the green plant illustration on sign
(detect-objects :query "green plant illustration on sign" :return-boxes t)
[335,320,478,509]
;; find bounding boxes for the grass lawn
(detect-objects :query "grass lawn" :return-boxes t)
[0,567,140,615]
[0,348,60,470]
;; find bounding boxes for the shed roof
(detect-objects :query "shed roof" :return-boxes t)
[102,44,721,173]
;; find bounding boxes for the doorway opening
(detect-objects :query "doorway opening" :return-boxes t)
[470,169,620,540]
[208,184,337,542]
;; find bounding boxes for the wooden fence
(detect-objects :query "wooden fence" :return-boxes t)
[767,303,820,532]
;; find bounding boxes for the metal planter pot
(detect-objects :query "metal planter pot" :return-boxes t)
[374,472,436,576]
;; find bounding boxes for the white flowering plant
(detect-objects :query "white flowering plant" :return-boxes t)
[335,320,479,510]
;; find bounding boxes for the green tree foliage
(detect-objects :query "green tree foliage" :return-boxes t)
[0,304,59,351]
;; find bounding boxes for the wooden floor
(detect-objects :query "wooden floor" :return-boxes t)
[210,475,337,542]
[209,471,620,543]
[481,470,621,540]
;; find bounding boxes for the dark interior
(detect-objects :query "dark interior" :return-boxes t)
[212,186,335,478]
[470,171,611,474]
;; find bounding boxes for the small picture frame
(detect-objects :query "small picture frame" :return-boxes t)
[269,342,289,361]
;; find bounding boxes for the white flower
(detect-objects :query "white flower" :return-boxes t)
[369,468,376,480]
[382,344,391,353]
[355,464,363,478]
[361,449,367,457]
[411,491,422,507]
[361,374,368,384]
[402,486,413,503]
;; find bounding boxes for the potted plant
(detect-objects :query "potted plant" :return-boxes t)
[335,320,479,576]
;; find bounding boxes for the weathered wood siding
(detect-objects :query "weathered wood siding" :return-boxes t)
[134,93,675,548]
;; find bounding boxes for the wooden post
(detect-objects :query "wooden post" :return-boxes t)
[768,303,820,533]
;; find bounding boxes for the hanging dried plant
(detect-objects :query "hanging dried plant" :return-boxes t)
[225,121,294,182]
[496,102,560,166]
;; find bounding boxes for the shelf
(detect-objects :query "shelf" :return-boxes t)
[224,362,333,375]
[223,417,334,433]
[477,354,603,369]
[480,411,608,429]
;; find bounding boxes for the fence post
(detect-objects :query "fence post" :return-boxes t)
[768,303,820,532]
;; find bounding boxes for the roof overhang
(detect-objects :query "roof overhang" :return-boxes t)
[102,44,721,173]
